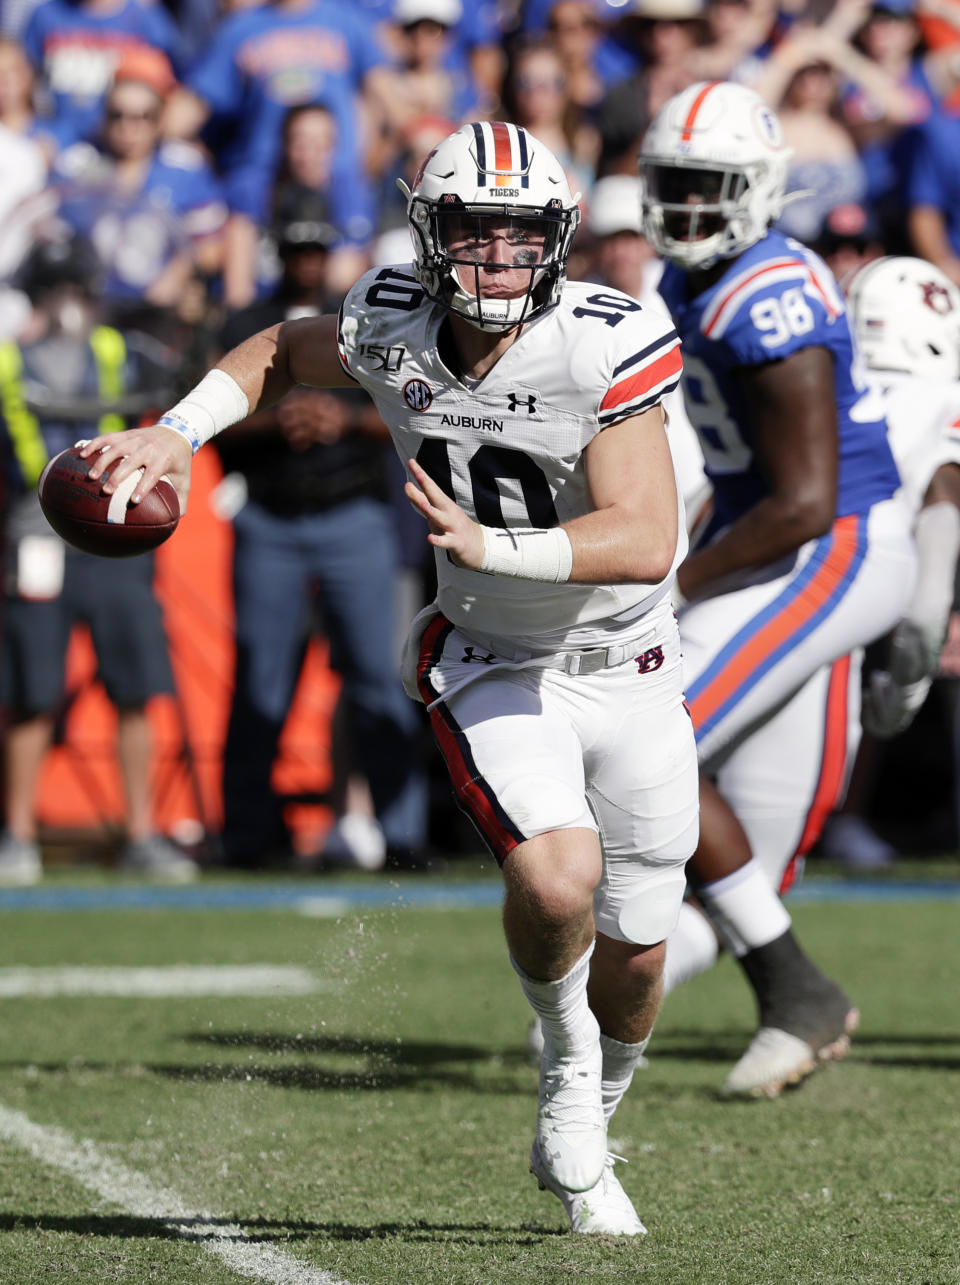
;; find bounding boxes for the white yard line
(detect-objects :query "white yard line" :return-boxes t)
[0,965,325,998]
[0,1101,353,1285]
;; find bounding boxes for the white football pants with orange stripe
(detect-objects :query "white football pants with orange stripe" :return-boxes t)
[414,598,700,945]
[680,493,913,887]
[680,495,915,768]
[715,652,864,894]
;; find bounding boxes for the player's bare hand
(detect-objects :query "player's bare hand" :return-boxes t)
[276,390,350,449]
[405,457,485,570]
[79,426,193,512]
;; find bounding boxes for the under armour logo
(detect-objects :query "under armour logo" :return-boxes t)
[635,646,664,674]
[507,392,537,414]
[462,646,497,665]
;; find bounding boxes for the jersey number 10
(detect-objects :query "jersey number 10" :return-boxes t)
[416,439,559,529]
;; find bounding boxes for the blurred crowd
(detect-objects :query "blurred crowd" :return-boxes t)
[7,0,960,326]
[3,0,960,877]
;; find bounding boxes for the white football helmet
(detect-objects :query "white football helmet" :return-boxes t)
[638,81,792,270]
[844,256,960,379]
[400,121,581,330]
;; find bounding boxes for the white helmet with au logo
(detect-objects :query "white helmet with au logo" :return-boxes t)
[399,121,581,330]
[638,80,792,270]
[844,255,960,379]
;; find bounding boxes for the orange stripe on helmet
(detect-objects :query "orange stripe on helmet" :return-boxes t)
[490,120,514,186]
[680,82,721,142]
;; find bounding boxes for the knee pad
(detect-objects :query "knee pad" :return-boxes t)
[616,868,688,945]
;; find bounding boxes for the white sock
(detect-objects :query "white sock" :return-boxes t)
[697,858,791,958]
[511,942,599,1059]
[600,1031,650,1125]
[663,901,720,995]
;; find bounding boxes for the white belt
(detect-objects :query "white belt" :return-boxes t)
[537,633,655,675]
[460,606,663,672]
[423,621,662,711]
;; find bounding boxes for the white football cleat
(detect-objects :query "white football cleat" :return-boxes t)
[530,1139,647,1236]
[536,1042,606,1192]
[720,1009,859,1100]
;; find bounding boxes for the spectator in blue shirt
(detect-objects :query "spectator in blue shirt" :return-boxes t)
[224,102,375,306]
[906,102,960,284]
[368,0,503,107]
[164,0,392,306]
[388,0,481,130]
[22,0,183,150]
[51,49,226,311]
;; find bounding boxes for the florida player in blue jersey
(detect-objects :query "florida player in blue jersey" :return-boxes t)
[638,81,917,1098]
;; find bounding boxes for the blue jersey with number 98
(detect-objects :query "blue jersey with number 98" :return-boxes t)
[658,229,901,533]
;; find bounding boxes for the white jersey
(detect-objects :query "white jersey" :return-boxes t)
[337,264,686,650]
[869,371,960,518]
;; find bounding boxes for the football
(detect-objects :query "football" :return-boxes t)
[37,444,180,558]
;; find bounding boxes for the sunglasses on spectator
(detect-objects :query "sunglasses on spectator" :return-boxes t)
[106,107,160,122]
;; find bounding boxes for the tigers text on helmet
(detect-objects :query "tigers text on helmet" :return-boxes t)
[399,121,581,331]
[638,81,791,271]
[844,256,960,380]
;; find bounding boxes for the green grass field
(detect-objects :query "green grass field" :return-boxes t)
[0,869,956,1285]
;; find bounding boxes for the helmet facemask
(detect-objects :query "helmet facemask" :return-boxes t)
[638,82,792,271]
[639,156,769,270]
[409,195,578,330]
[401,122,581,331]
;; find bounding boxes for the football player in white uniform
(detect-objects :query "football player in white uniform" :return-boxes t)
[637,82,917,1099]
[659,256,960,1087]
[77,121,700,1236]
[846,256,960,740]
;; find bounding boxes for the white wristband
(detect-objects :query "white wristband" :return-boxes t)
[479,525,573,583]
[156,369,250,454]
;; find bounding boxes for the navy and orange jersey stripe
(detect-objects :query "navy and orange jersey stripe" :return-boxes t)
[779,654,852,895]
[598,329,682,427]
[416,615,525,862]
[686,515,868,744]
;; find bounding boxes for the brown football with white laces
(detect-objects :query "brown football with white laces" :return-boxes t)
[37,444,179,557]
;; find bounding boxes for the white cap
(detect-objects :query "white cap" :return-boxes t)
[633,0,704,17]
[588,176,643,237]
[394,0,462,24]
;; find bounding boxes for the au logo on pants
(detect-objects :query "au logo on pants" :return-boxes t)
[635,646,664,674]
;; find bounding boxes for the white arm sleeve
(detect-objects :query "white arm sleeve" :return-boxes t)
[901,501,960,676]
